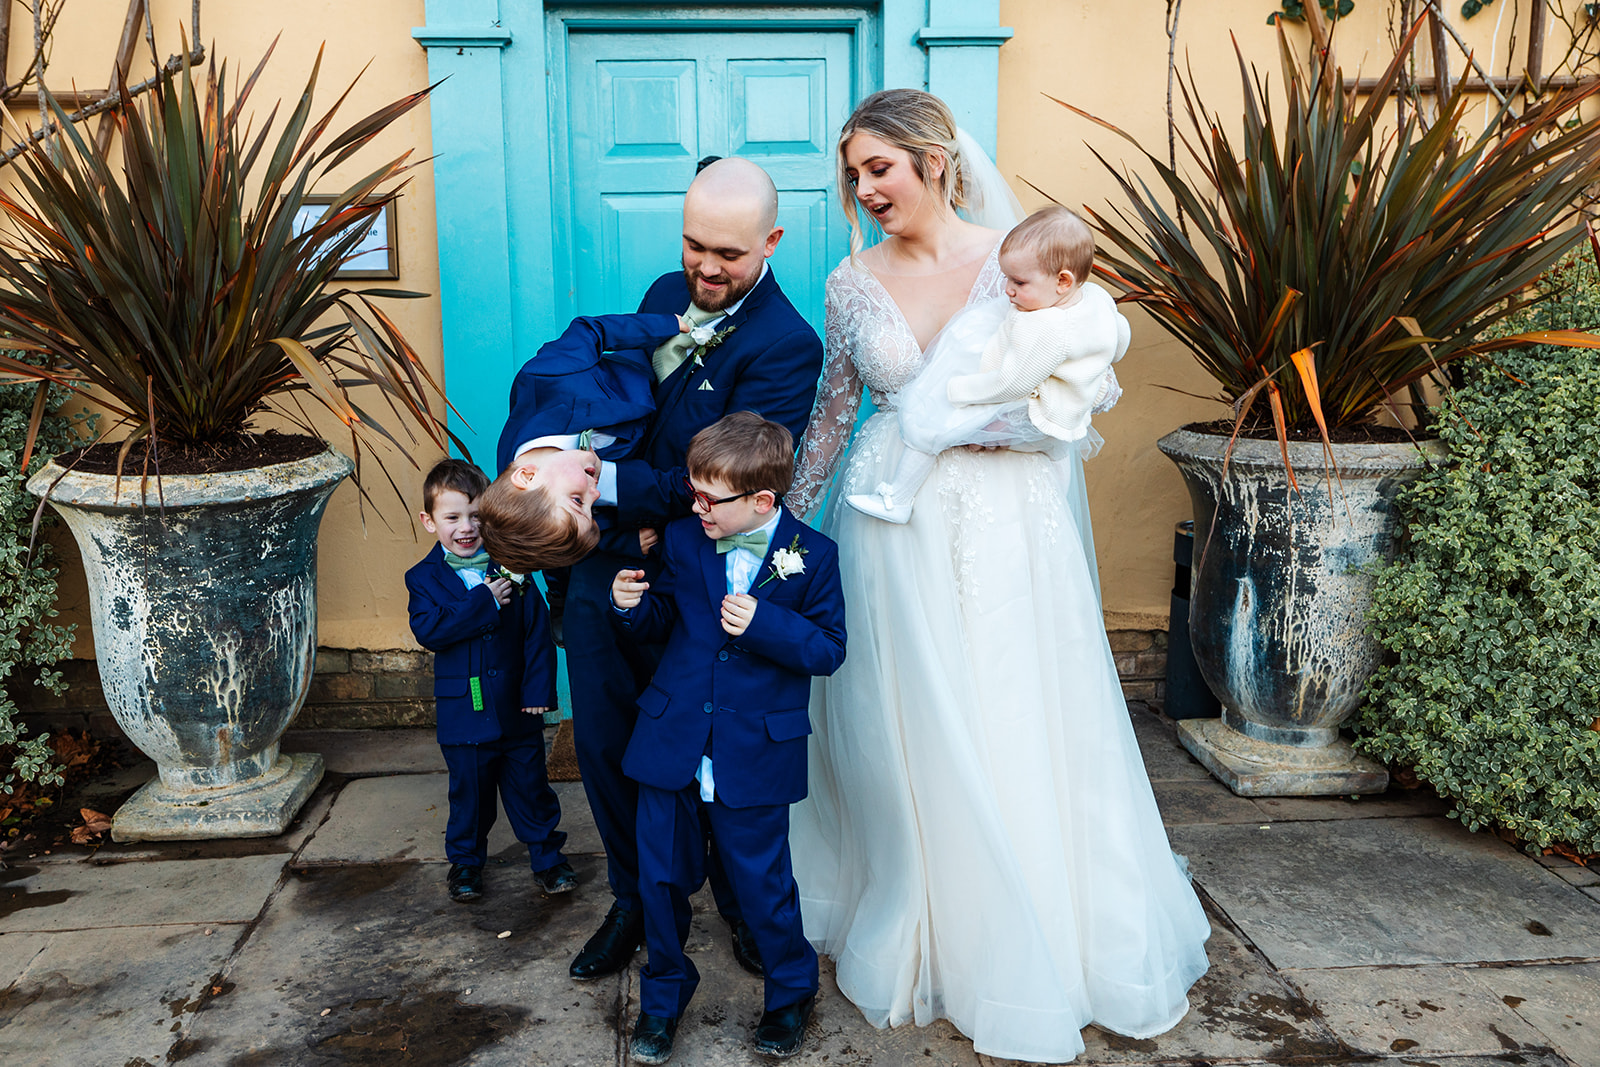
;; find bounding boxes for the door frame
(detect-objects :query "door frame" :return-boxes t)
[546,9,871,329]
[413,0,1010,466]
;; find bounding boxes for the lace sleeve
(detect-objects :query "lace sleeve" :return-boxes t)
[789,276,864,519]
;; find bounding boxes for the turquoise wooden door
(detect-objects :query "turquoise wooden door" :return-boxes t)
[555,29,854,333]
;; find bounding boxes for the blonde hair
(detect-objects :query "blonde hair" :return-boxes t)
[1001,205,1095,285]
[836,89,970,258]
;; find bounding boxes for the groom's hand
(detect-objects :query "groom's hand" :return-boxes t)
[612,569,648,609]
[721,593,757,636]
[638,527,661,554]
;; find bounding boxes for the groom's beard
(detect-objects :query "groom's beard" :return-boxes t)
[684,265,759,313]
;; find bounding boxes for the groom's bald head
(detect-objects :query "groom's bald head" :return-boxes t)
[681,158,783,312]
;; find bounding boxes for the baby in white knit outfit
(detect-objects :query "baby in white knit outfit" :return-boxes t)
[848,205,1130,523]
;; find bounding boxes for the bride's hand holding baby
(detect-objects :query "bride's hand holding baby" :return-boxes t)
[611,568,648,609]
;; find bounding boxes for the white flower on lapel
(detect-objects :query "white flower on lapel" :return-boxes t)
[757,535,809,587]
[688,323,737,367]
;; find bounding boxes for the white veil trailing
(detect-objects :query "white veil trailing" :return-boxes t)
[953,127,1024,231]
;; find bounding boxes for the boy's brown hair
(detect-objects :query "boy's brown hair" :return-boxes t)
[686,411,795,498]
[422,458,489,514]
[1001,204,1095,285]
[477,471,600,573]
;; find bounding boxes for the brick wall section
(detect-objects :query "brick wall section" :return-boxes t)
[19,631,1170,733]
[1110,629,1168,706]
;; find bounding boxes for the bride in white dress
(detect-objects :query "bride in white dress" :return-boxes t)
[787,89,1211,1064]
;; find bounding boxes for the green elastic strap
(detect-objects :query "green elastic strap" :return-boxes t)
[470,677,484,712]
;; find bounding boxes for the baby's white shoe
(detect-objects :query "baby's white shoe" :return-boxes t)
[846,484,914,524]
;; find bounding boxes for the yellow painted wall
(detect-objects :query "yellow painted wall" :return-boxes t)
[16,1,1577,653]
[24,1,440,654]
[996,0,1575,628]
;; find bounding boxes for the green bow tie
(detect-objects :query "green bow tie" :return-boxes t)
[715,530,769,555]
[445,549,491,572]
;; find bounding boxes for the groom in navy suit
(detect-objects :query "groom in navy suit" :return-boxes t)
[563,157,826,982]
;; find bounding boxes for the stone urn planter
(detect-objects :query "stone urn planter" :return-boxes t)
[1157,428,1445,796]
[28,448,352,840]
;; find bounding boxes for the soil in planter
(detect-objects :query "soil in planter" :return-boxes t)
[56,431,326,477]
[1186,419,1421,444]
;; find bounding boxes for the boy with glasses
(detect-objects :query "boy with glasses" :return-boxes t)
[609,412,847,1063]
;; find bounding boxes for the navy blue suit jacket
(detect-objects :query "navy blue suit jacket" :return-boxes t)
[612,268,823,529]
[618,511,846,808]
[406,543,558,745]
[495,313,683,476]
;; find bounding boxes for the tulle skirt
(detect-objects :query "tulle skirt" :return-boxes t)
[791,413,1211,1063]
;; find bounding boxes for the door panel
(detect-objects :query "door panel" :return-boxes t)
[563,29,852,333]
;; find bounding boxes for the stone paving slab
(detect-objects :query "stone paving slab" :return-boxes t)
[0,855,287,933]
[177,855,625,1065]
[617,894,984,1067]
[1070,917,1343,1065]
[1171,818,1600,969]
[1130,707,1213,783]
[283,727,446,775]
[1283,964,1550,1058]
[1469,962,1600,1067]
[1152,780,1265,826]
[0,924,236,1066]
[1250,787,1449,823]
[295,775,601,868]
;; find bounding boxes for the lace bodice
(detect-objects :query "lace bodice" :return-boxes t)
[790,248,1006,516]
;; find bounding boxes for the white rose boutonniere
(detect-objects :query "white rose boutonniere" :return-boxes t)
[757,535,809,587]
[491,565,528,590]
[689,322,738,369]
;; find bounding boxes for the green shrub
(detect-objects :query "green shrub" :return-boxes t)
[1357,251,1600,854]
[0,373,88,791]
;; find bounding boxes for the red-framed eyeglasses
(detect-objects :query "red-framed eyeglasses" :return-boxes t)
[684,475,757,511]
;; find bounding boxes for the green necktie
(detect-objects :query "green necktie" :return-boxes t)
[652,303,720,382]
[577,428,594,451]
[715,530,770,555]
[445,549,491,572]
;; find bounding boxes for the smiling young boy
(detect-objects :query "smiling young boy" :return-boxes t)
[405,459,575,903]
[608,412,847,1064]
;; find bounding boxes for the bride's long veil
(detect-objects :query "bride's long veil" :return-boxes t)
[953,128,1103,606]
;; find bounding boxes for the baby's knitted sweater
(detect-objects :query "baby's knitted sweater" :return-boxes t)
[945,281,1130,442]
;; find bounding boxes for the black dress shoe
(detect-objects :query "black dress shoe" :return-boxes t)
[628,1011,679,1065]
[446,863,483,903]
[569,902,643,980]
[726,916,765,977]
[752,993,814,1058]
[533,860,578,895]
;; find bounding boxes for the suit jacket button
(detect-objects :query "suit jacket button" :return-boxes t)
[487,669,499,677]
[702,702,713,714]
[718,650,729,662]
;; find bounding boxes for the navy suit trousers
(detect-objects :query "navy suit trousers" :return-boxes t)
[440,734,566,871]
[565,551,663,909]
[636,782,818,1019]
[566,551,742,919]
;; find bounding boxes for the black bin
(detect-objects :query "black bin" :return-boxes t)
[1165,520,1221,720]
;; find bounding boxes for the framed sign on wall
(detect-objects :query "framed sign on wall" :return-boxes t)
[291,195,400,280]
